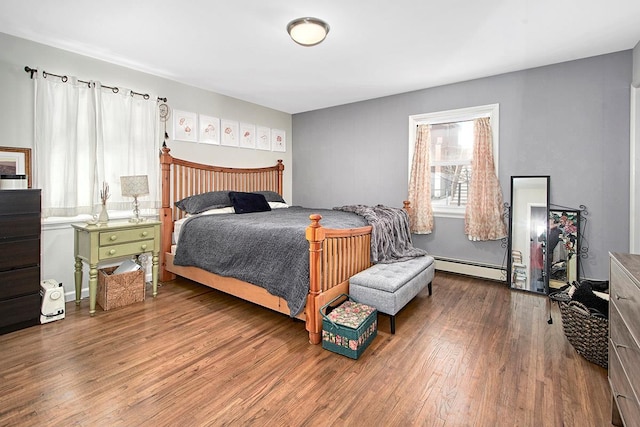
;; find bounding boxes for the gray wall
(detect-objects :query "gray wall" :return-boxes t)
[293,51,632,281]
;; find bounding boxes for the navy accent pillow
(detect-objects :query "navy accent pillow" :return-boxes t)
[175,191,232,214]
[228,191,272,214]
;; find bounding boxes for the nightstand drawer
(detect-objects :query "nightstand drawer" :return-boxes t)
[99,226,156,246]
[98,240,155,260]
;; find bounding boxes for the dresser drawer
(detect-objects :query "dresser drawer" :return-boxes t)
[0,293,40,329]
[609,342,640,427]
[0,266,40,299]
[0,190,40,215]
[99,226,156,246]
[611,260,640,343]
[0,214,41,240]
[0,238,40,271]
[610,304,640,395]
[98,239,155,261]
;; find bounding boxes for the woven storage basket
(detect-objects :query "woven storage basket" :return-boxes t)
[558,300,608,368]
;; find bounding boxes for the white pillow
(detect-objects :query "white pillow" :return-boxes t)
[269,202,289,209]
[188,206,235,217]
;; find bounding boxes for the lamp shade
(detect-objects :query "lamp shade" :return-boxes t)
[287,17,330,46]
[120,175,149,197]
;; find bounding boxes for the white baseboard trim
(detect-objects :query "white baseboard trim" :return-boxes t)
[434,256,507,282]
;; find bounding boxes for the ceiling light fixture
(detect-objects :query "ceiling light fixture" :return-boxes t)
[287,17,330,47]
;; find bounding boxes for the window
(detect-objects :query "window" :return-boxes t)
[408,104,499,218]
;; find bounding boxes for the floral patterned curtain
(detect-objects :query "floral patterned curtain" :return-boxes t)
[464,118,507,241]
[408,124,433,234]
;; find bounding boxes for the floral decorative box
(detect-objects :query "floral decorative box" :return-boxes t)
[321,295,377,359]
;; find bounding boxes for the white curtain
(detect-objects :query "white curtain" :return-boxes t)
[34,74,160,217]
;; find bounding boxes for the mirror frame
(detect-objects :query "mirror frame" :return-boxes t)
[507,175,550,294]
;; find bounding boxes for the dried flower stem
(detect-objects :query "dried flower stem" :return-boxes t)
[100,182,110,205]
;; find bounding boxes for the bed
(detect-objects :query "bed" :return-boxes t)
[159,146,374,344]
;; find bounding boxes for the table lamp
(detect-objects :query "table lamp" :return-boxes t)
[120,175,149,223]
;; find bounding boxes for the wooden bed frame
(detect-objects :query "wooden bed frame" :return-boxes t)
[159,146,373,344]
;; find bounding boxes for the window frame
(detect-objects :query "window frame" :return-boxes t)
[408,103,499,218]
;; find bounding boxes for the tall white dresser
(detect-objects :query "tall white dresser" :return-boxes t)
[609,253,640,427]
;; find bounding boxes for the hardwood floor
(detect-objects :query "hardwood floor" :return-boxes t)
[0,272,612,426]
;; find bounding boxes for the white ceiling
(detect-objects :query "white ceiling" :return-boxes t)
[1,0,639,114]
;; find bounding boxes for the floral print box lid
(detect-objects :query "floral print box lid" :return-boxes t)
[326,301,376,329]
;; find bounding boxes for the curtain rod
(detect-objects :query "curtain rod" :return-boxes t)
[24,66,167,102]
[416,118,489,127]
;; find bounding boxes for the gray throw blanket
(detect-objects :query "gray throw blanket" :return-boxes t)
[333,205,428,263]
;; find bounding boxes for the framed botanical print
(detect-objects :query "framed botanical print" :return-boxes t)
[173,110,198,143]
[271,129,286,152]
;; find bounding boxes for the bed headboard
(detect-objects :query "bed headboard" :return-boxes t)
[160,146,284,222]
[159,145,284,281]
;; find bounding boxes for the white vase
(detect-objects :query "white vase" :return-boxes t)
[98,204,109,225]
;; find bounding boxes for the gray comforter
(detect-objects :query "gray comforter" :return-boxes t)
[173,207,368,316]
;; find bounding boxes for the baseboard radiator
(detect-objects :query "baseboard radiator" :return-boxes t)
[434,256,506,282]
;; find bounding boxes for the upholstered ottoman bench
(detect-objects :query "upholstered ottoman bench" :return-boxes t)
[349,255,435,334]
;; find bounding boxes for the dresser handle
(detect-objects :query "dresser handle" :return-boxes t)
[140,244,147,251]
[141,231,148,237]
[109,249,116,255]
[615,293,628,300]
[616,394,628,400]
[615,343,629,350]
[110,235,117,241]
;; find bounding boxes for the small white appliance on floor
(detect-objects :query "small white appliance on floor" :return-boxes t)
[40,279,65,324]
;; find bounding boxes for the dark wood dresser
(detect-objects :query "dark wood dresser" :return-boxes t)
[609,252,640,427]
[0,189,41,334]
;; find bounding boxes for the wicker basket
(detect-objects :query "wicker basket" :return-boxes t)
[558,300,608,368]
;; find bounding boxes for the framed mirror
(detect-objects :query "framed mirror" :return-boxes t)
[548,209,580,291]
[508,176,550,294]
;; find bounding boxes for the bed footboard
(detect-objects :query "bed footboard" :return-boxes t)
[305,214,372,344]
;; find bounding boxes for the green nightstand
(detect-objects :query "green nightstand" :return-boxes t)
[72,220,161,316]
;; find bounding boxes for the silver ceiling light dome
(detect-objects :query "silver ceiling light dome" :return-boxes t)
[287,17,330,47]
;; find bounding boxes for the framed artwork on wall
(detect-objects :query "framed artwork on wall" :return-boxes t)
[0,146,32,188]
[271,129,286,152]
[173,110,198,143]
[199,115,220,145]
[239,123,256,149]
[256,126,271,151]
[221,119,239,147]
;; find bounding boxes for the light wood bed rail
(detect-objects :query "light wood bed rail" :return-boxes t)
[159,146,372,344]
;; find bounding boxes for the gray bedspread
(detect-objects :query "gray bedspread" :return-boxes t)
[333,205,428,263]
[173,207,368,316]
